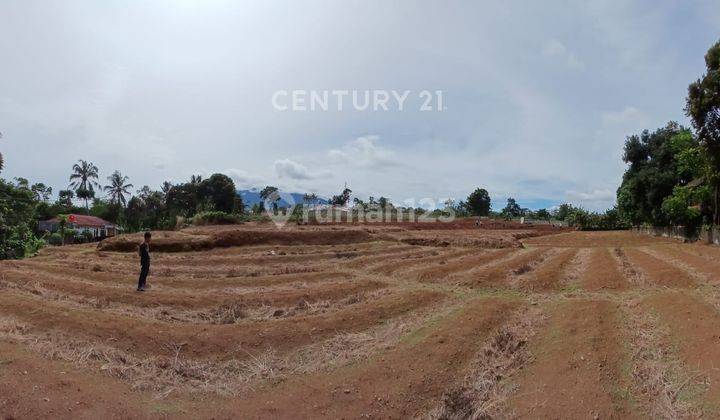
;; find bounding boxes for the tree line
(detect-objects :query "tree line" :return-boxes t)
[616,39,720,234]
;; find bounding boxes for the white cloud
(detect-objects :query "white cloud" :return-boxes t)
[273,158,316,180]
[601,106,645,125]
[327,135,398,169]
[542,38,584,70]
[565,188,616,210]
[225,168,264,189]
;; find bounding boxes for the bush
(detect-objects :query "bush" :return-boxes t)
[48,232,63,246]
[79,230,94,243]
[192,211,242,226]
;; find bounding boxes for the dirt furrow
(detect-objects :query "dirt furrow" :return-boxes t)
[641,292,720,416]
[623,248,696,288]
[215,297,522,419]
[369,247,476,276]
[514,248,577,292]
[0,289,445,361]
[0,269,386,310]
[504,299,635,418]
[343,246,427,268]
[13,262,355,289]
[455,248,551,288]
[580,247,630,291]
[650,245,720,283]
[409,248,517,283]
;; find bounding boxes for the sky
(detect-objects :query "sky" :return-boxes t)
[1,0,719,211]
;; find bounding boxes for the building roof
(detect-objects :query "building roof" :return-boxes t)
[43,214,115,227]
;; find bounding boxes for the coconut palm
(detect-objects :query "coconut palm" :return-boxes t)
[104,170,134,207]
[69,159,101,213]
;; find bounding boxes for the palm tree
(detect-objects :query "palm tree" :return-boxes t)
[104,170,134,207]
[69,159,101,213]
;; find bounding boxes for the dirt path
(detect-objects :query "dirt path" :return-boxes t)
[504,299,635,418]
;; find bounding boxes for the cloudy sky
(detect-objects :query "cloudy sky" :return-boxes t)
[1,1,719,210]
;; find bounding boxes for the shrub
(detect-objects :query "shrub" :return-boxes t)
[192,211,242,226]
[48,232,63,246]
[80,230,95,243]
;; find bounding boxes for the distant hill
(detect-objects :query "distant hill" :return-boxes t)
[237,189,328,209]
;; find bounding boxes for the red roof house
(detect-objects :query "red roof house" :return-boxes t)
[38,214,117,239]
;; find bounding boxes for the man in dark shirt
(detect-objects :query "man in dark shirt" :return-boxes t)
[137,231,151,292]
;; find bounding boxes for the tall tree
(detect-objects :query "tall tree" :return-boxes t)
[69,159,100,213]
[103,170,134,207]
[199,173,237,213]
[502,198,522,218]
[330,187,352,206]
[259,186,279,201]
[0,131,4,173]
[616,122,700,225]
[687,39,720,224]
[466,188,491,216]
[56,190,75,208]
[30,183,52,202]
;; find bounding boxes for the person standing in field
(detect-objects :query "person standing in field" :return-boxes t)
[137,231,151,292]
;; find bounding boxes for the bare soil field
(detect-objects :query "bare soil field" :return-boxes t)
[2,223,720,418]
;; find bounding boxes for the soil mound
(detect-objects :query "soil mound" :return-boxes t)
[98,228,374,252]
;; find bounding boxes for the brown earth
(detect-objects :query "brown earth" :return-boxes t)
[3,224,720,418]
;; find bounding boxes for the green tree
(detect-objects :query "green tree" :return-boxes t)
[30,183,52,202]
[56,190,75,208]
[616,123,700,225]
[661,186,705,229]
[103,170,133,207]
[259,186,279,202]
[0,178,42,258]
[330,187,352,206]
[199,173,237,213]
[686,39,720,224]
[466,188,491,216]
[501,198,522,219]
[69,159,100,214]
[536,208,550,220]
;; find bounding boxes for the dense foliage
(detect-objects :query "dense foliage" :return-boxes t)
[687,39,720,224]
[465,188,491,216]
[0,179,44,258]
[616,122,706,227]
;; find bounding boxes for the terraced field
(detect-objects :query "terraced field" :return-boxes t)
[2,225,720,418]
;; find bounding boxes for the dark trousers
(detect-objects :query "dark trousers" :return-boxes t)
[138,265,149,290]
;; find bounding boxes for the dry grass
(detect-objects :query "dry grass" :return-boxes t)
[0,300,444,399]
[613,248,646,286]
[622,300,706,418]
[0,278,387,325]
[429,307,545,419]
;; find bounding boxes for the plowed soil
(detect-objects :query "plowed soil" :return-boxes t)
[2,224,720,418]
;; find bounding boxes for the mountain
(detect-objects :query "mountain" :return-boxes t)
[237,189,328,209]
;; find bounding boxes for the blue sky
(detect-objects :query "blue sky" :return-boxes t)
[1,0,719,211]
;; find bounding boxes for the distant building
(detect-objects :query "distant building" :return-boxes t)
[38,214,117,239]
